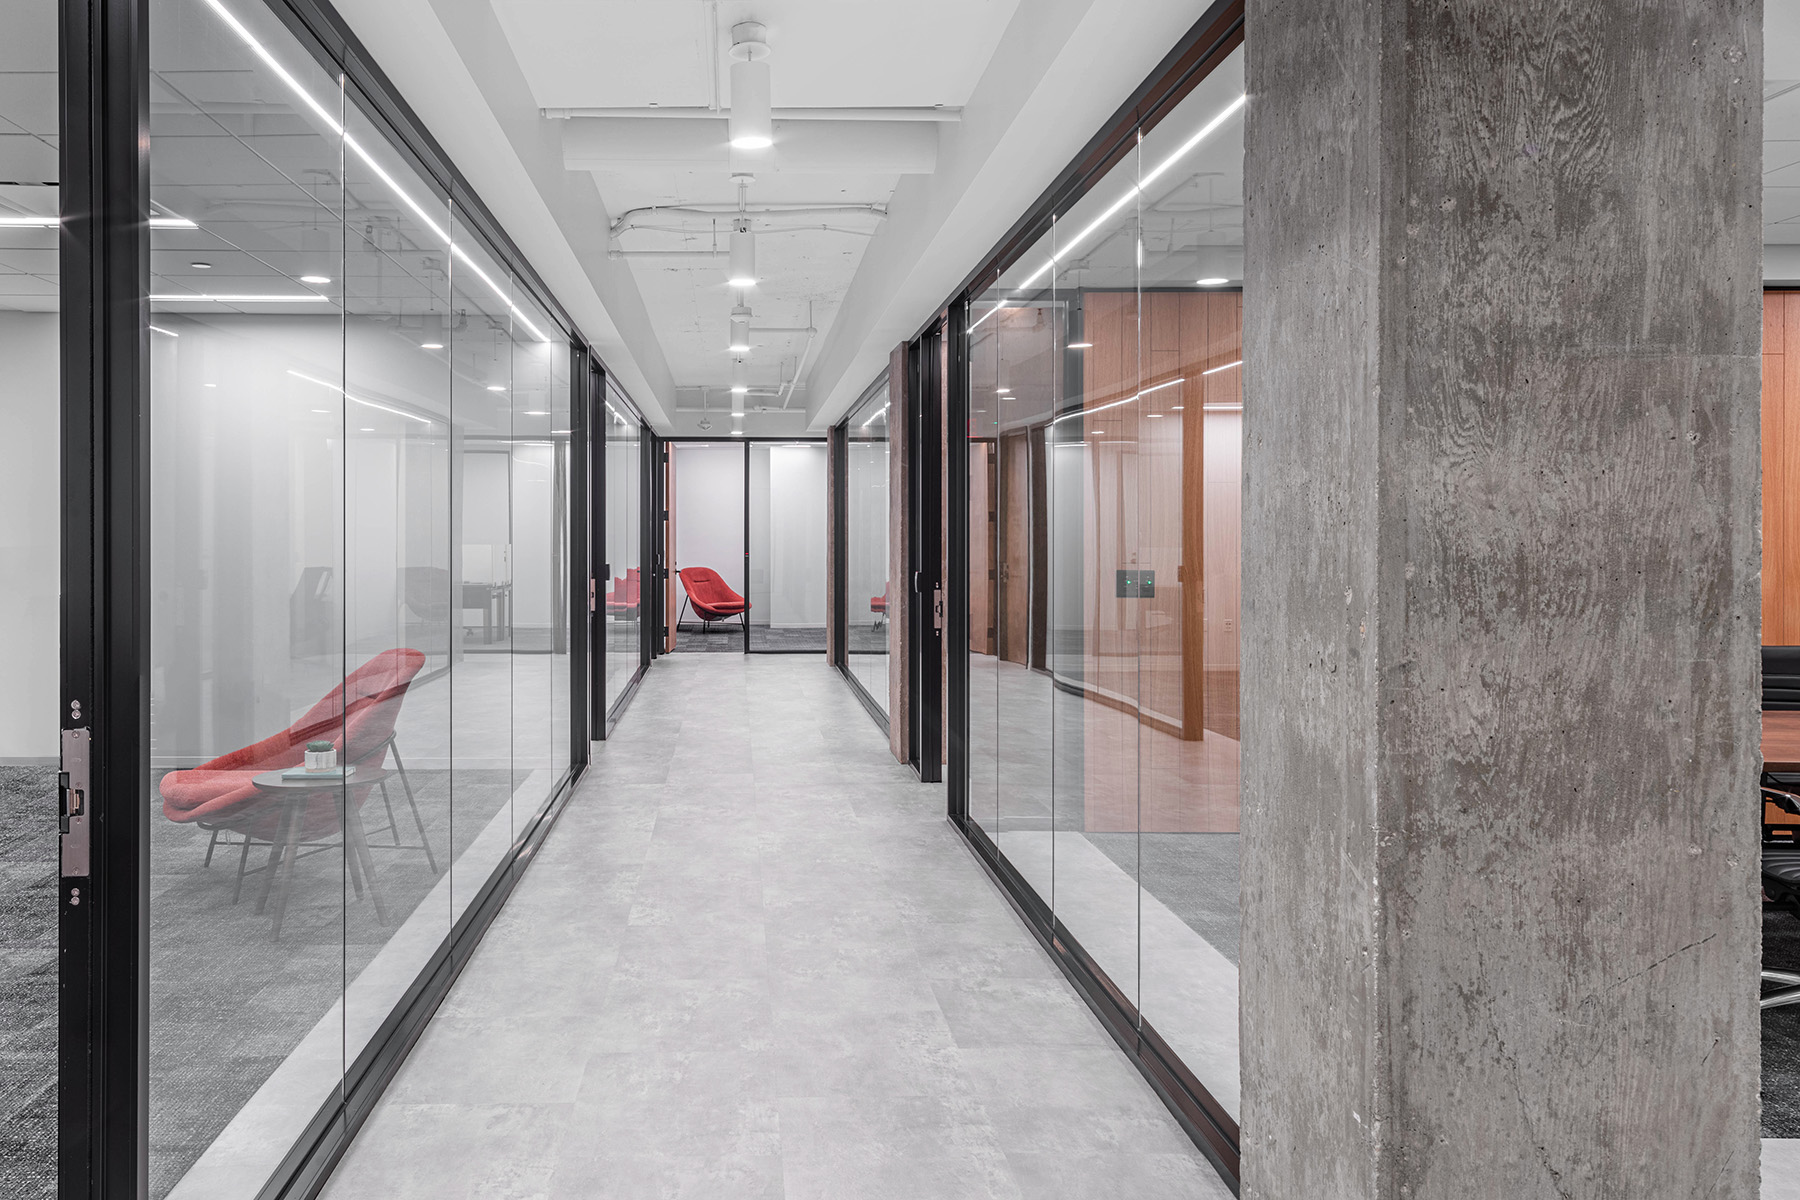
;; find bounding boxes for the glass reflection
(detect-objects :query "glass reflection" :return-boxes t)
[961,44,1245,1122]
[0,3,60,1193]
[604,388,643,709]
[845,381,892,712]
[144,0,578,1193]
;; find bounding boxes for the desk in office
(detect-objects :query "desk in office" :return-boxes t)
[1768,711,1800,772]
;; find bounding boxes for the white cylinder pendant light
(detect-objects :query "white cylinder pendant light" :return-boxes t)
[731,356,749,414]
[727,221,757,290]
[728,24,773,150]
[729,304,752,354]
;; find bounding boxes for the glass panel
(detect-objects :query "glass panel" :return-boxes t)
[960,40,1246,1129]
[449,210,518,908]
[670,441,746,653]
[0,3,59,1192]
[508,288,562,827]
[1767,3,1800,1140]
[339,88,456,1074]
[604,389,643,708]
[1051,148,1143,1020]
[1132,49,1245,1120]
[141,1,575,1192]
[844,382,891,713]
[748,441,828,652]
[147,0,350,1192]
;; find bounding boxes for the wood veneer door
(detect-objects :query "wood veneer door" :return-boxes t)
[1768,291,1800,645]
[998,431,1031,665]
[969,440,996,656]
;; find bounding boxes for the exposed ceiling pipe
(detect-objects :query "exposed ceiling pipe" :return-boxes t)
[543,106,961,122]
[610,203,886,235]
[706,0,722,112]
[779,302,817,410]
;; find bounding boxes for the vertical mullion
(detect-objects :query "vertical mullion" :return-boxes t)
[946,299,970,821]
[60,0,151,1195]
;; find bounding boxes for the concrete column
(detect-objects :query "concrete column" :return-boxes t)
[1240,3,1763,1198]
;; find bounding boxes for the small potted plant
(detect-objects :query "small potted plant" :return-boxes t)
[304,740,337,773]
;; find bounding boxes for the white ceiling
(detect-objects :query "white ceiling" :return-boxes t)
[490,0,1020,110]
[0,2,58,313]
[487,0,1022,422]
[1767,5,1800,248]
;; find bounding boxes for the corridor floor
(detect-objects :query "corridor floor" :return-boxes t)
[320,655,1230,1200]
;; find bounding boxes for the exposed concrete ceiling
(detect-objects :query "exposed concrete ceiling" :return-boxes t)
[488,0,1021,434]
[330,0,1229,434]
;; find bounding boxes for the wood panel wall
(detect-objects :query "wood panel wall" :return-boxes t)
[1769,291,1800,645]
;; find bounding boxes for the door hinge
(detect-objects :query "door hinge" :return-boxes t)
[60,727,90,878]
[932,585,945,632]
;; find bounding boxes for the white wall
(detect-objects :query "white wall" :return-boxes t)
[510,442,556,628]
[758,445,828,628]
[0,312,59,759]
[845,442,889,617]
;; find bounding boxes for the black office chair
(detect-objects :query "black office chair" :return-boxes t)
[1765,646,1800,709]
[1763,792,1800,1009]
[1763,649,1800,1008]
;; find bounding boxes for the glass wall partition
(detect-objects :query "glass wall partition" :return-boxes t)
[603,381,645,711]
[669,440,748,652]
[957,35,1245,1185]
[0,3,60,1193]
[842,377,892,718]
[1766,2,1800,1147]
[142,0,579,1194]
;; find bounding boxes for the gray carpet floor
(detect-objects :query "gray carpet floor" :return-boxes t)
[1764,907,1800,1136]
[0,765,56,1200]
[670,624,827,653]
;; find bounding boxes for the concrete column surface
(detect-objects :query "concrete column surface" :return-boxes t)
[1240,3,1764,1198]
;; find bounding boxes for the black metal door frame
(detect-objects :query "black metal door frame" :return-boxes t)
[908,322,944,782]
[59,0,151,1193]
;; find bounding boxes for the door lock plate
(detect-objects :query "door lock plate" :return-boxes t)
[60,727,90,877]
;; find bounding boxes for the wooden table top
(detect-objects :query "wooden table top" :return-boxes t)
[1766,711,1800,772]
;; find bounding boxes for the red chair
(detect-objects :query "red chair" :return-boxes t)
[159,648,431,936]
[870,584,889,629]
[606,566,641,614]
[677,566,750,634]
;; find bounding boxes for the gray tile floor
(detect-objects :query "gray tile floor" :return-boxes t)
[320,654,1231,1200]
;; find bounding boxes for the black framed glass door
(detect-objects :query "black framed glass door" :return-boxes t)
[664,437,828,656]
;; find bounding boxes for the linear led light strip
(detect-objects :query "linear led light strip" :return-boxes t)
[970,92,1249,336]
[152,293,330,302]
[199,0,549,343]
[0,215,197,228]
[288,368,433,424]
[1049,377,1181,426]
